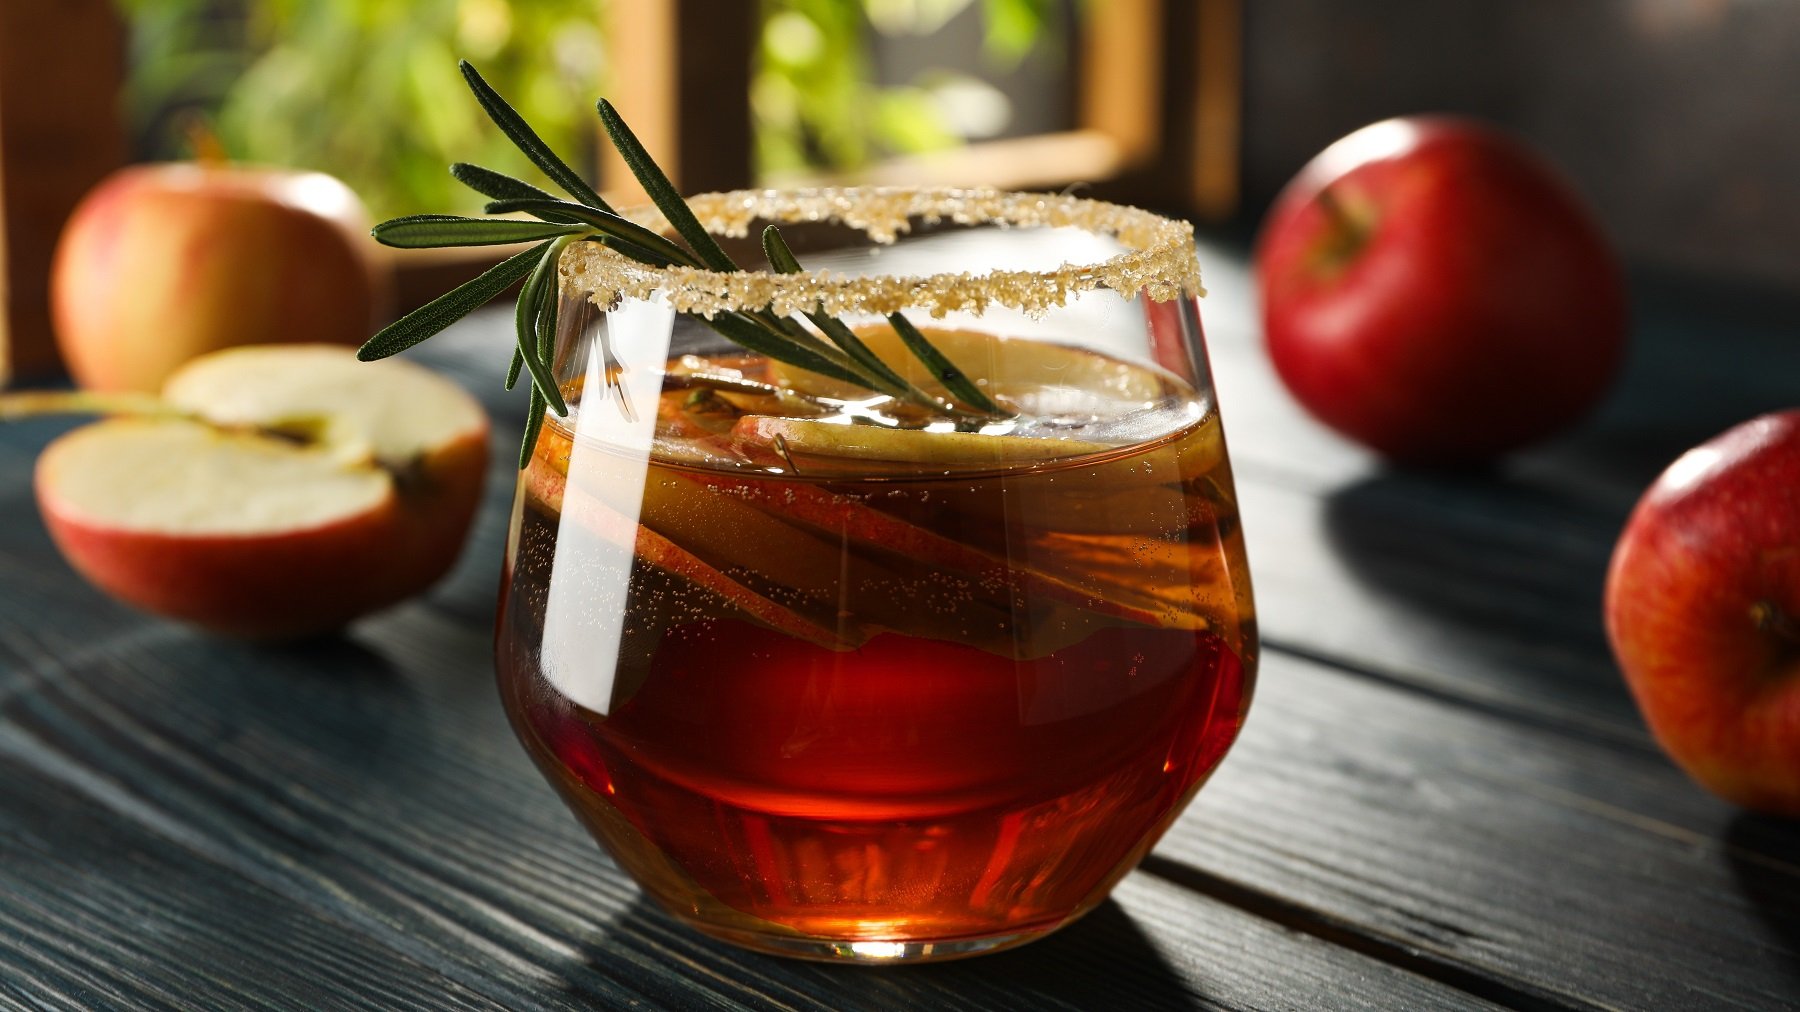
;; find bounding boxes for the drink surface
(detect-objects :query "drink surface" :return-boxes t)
[496,330,1256,946]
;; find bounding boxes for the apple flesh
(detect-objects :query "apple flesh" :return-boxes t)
[35,345,487,638]
[1256,116,1628,464]
[52,163,390,393]
[1605,411,1800,814]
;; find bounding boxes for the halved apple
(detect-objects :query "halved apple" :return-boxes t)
[34,345,487,638]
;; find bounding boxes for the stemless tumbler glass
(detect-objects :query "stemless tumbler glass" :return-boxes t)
[495,187,1256,962]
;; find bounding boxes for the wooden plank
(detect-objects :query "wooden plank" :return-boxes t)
[1154,649,1800,1010]
[6,526,1788,1008]
[0,664,1493,1012]
[0,321,1491,1010]
[412,301,1800,1007]
[1237,473,1644,743]
[3,273,1795,1009]
[1165,238,1800,1005]
[1190,235,1800,744]
[0,753,508,1012]
[0,600,1482,1011]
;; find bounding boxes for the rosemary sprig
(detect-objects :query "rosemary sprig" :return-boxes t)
[360,243,544,361]
[596,98,738,274]
[481,197,693,266]
[761,226,969,416]
[888,312,1007,416]
[451,163,580,223]
[360,59,1009,468]
[459,63,609,211]
[372,214,589,248]
[515,236,572,414]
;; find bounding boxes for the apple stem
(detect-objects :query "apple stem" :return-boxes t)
[183,112,228,167]
[1752,600,1800,645]
[1311,186,1372,270]
[1314,186,1352,231]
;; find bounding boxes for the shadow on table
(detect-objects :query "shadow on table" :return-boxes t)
[1522,268,1800,497]
[136,632,416,774]
[1318,470,1617,656]
[577,895,1207,1011]
[1725,814,1800,984]
[893,899,1204,1011]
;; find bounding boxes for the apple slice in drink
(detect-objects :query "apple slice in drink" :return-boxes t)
[768,325,1170,413]
[34,345,487,638]
[683,470,1198,630]
[733,408,1225,534]
[523,442,850,651]
[530,419,1122,650]
[729,414,1234,631]
[733,415,1108,469]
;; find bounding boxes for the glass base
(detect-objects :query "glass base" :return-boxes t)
[680,919,1060,965]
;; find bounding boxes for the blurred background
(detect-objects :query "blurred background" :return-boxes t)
[1,0,1796,379]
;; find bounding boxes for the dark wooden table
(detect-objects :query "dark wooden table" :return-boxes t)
[3,236,1798,1010]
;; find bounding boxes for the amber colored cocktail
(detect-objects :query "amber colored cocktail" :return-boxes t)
[497,300,1255,961]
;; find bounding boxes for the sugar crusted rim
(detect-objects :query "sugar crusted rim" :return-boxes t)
[558,186,1204,319]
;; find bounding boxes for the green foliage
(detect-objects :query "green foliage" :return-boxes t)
[118,0,607,219]
[754,0,1055,178]
[118,0,1054,215]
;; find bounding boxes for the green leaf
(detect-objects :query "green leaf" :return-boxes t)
[505,348,524,391]
[707,312,874,389]
[760,225,919,401]
[451,163,577,223]
[888,312,1011,416]
[513,235,572,416]
[519,384,547,469]
[596,98,740,273]
[484,197,694,267]
[372,214,587,248]
[461,61,610,212]
[533,256,558,373]
[359,243,544,361]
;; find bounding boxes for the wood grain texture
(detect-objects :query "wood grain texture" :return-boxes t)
[1160,651,1800,1009]
[2,239,1797,1009]
[0,558,1485,1011]
[1194,236,1800,745]
[1179,233,1800,1007]
[0,321,1484,1010]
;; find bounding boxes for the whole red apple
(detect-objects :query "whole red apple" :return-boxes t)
[1605,411,1800,815]
[1256,116,1627,463]
[52,163,391,393]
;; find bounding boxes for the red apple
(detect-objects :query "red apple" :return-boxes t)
[1605,411,1800,814]
[51,163,391,393]
[35,345,487,638]
[1255,116,1628,463]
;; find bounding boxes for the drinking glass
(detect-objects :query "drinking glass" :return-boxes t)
[495,187,1256,962]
